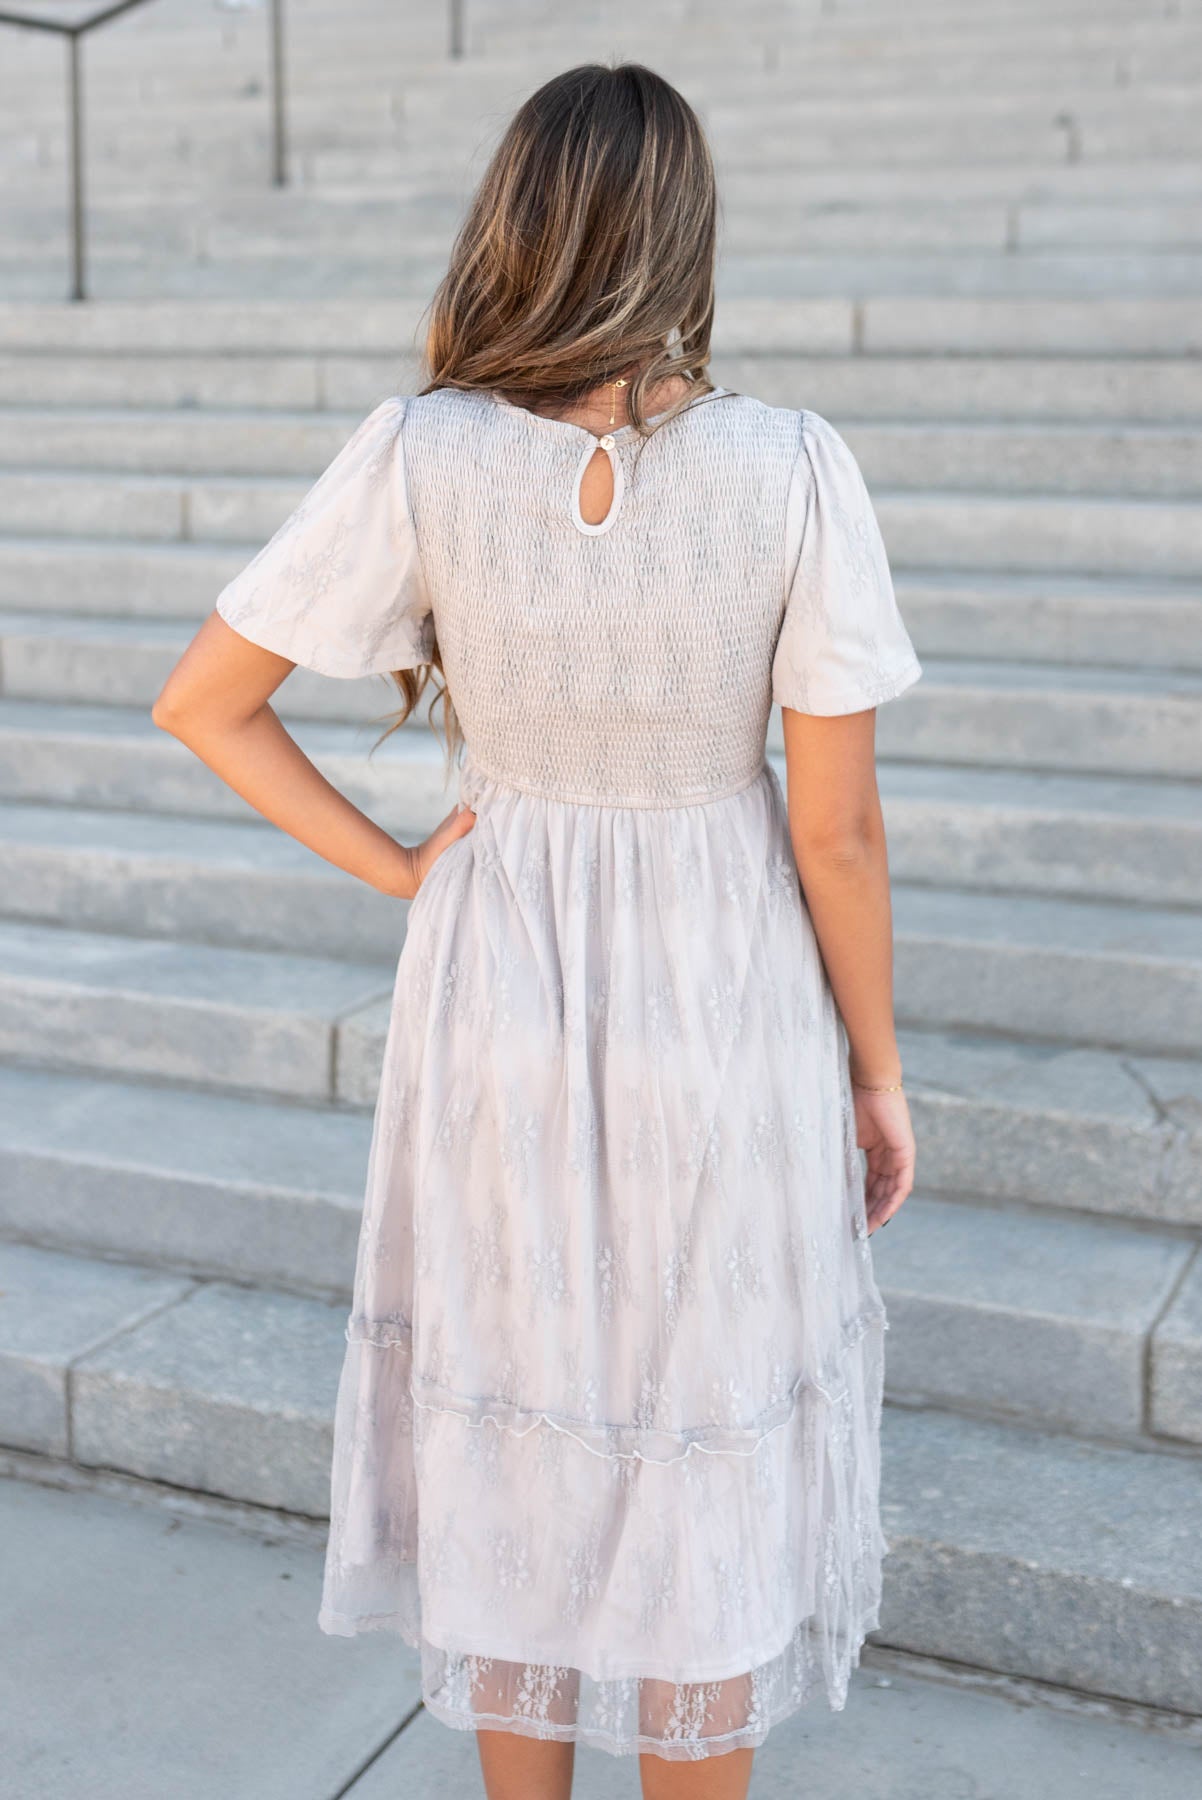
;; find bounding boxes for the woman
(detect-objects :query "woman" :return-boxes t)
[153,61,918,1800]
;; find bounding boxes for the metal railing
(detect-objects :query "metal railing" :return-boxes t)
[1,0,472,300]
[0,0,290,300]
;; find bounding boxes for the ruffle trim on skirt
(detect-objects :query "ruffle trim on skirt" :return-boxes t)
[343,1300,888,1467]
[322,1301,889,1756]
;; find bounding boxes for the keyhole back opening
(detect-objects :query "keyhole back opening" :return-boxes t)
[572,438,625,536]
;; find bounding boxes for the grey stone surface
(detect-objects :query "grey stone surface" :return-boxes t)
[1150,1252,1202,1443]
[35,1256,1202,1717]
[877,1407,1202,1714]
[899,1028,1202,1227]
[72,1281,347,1513]
[0,0,1199,1732]
[188,474,322,543]
[891,883,1202,1055]
[0,537,241,619]
[847,419,1202,499]
[861,294,1202,355]
[711,351,1202,426]
[0,1476,421,1800]
[5,1474,1199,1800]
[0,698,453,828]
[871,760,1202,906]
[0,406,362,478]
[352,1663,1202,1799]
[0,918,392,1099]
[9,402,1202,496]
[336,996,392,1108]
[870,658,1202,779]
[0,800,413,961]
[0,611,389,724]
[0,1065,370,1294]
[0,1242,191,1456]
[875,1196,1189,1433]
[0,349,323,410]
[0,471,184,541]
[875,488,1202,578]
[891,570,1202,671]
[3,289,1196,355]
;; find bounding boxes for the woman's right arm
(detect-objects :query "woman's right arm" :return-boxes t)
[152,610,475,899]
[781,703,915,1231]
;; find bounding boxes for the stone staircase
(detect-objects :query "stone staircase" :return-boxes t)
[1,0,1200,1723]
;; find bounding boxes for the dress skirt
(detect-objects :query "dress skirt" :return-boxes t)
[318,755,889,1761]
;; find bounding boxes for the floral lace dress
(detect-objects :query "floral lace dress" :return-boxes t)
[215,380,922,1761]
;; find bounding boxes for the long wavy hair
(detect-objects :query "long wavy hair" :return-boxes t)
[382,61,721,774]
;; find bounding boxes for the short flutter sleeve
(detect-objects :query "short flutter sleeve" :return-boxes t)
[771,410,922,716]
[215,395,434,679]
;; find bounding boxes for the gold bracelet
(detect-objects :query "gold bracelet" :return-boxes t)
[851,1077,904,1093]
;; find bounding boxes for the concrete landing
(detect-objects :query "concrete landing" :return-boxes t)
[3,1475,1199,1800]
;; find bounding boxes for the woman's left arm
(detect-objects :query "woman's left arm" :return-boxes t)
[152,610,475,900]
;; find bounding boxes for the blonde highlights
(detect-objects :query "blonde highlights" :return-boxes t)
[382,62,721,772]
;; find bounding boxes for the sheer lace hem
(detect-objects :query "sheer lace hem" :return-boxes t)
[343,1299,887,1466]
[316,1605,884,1760]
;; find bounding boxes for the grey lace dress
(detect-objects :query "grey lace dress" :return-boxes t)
[214,380,923,1761]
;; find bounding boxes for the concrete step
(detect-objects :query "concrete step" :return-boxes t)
[893,571,1202,672]
[5,464,1199,576]
[873,1195,1194,1438]
[795,660,1202,780]
[0,613,389,725]
[0,351,329,412]
[892,883,1202,1055]
[0,406,363,479]
[7,350,1202,423]
[0,1067,370,1300]
[0,801,421,961]
[8,33,1201,112]
[1,691,1200,909]
[1,756,1200,950]
[0,838,1195,1079]
[0,1121,1189,1443]
[298,151,1202,207]
[872,488,1202,579]
[4,405,1202,497]
[2,1026,1197,1301]
[875,763,1202,908]
[877,1405,1201,1714]
[2,1237,1197,1711]
[0,700,452,829]
[0,538,248,619]
[22,127,1202,191]
[1,553,1196,675]
[1151,1253,1202,1443]
[15,193,1202,259]
[10,100,1202,174]
[852,420,1202,499]
[0,295,1197,358]
[902,1027,1202,1230]
[8,85,1202,165]
[336,882,1202,1095]
[0,919,392,1102]
[0,1238,193,1460]
[717,354,1202,427]
[18,247,1202,305]
[11,618,1202,777]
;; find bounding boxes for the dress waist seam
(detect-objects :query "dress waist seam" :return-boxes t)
[459,755,772,812]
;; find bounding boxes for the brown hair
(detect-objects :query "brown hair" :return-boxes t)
[383,61,721,772]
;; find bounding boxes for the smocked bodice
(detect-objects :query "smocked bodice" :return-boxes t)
[401,386,800,809]
[214,381,922,812]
